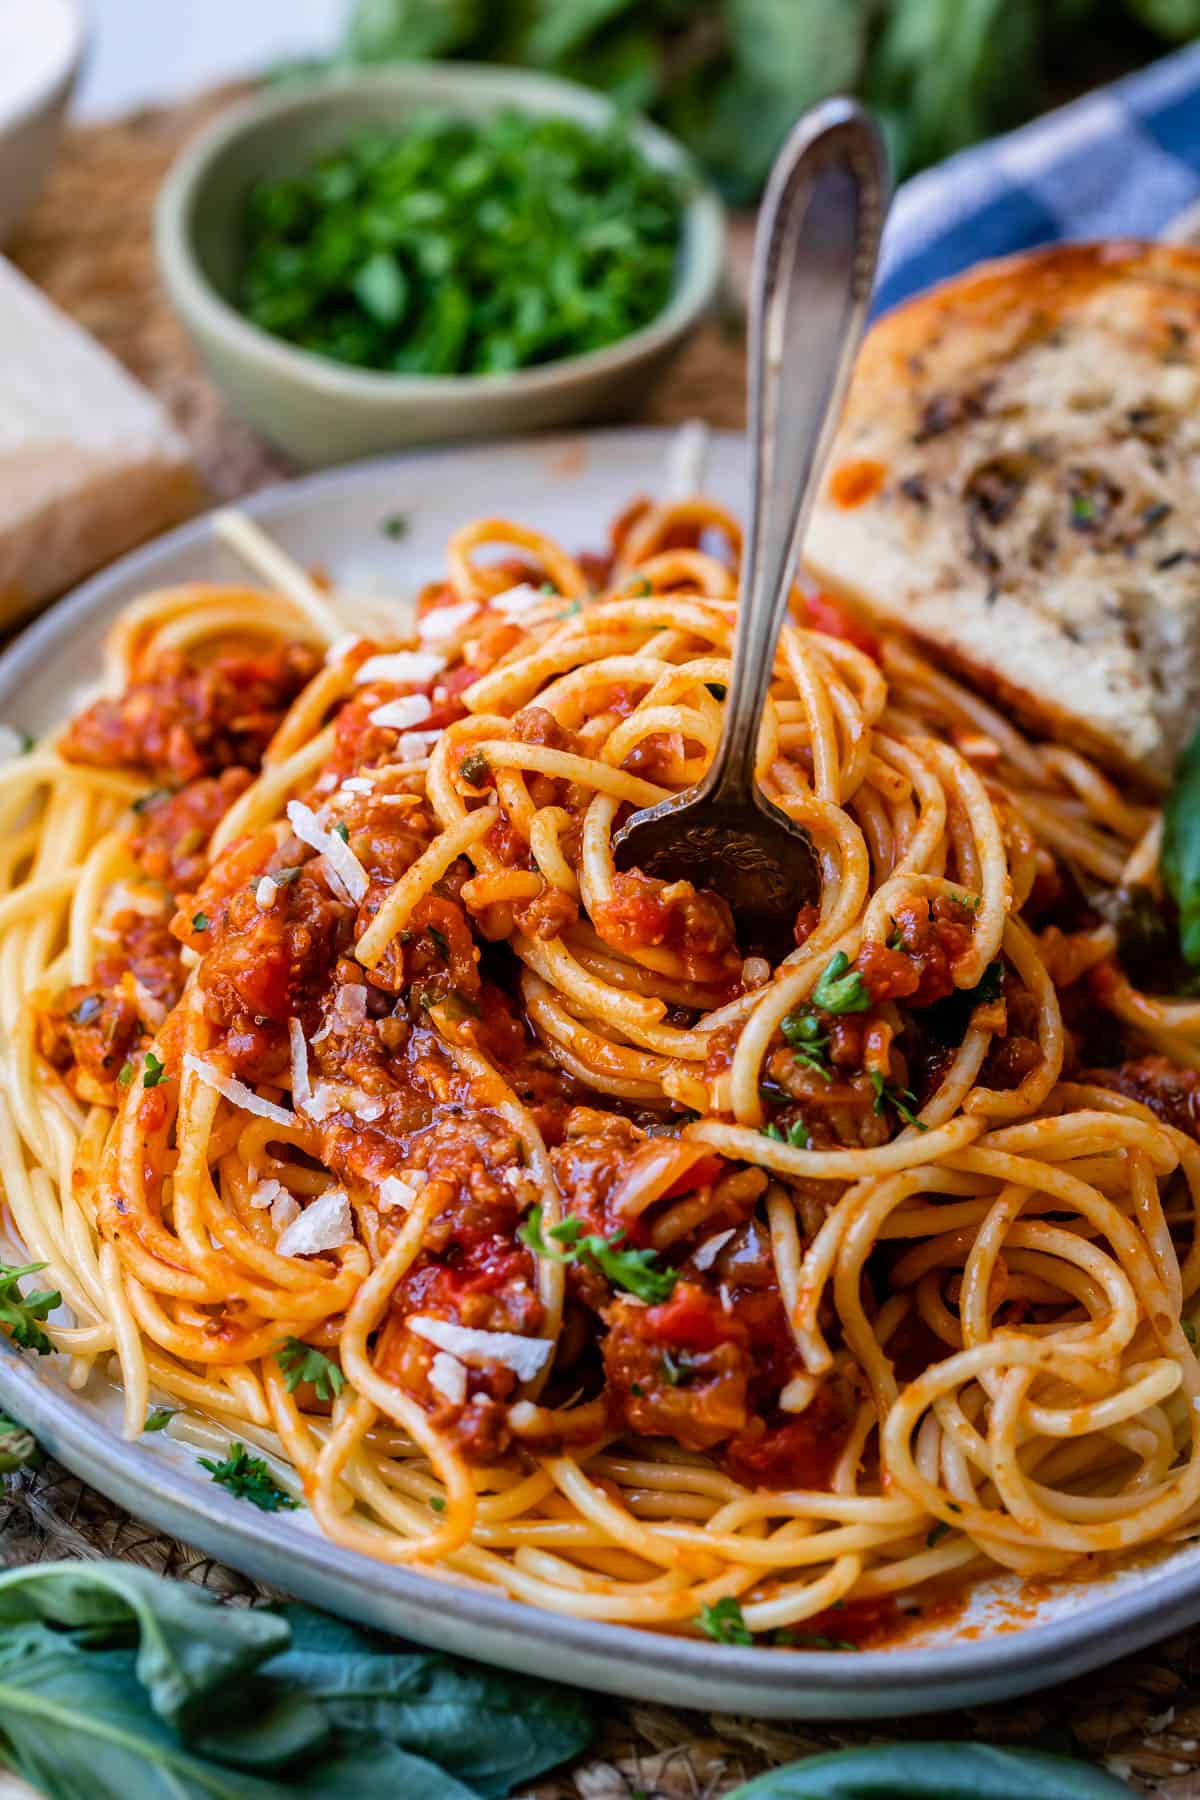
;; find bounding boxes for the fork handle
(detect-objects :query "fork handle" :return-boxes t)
[702,99,889,811]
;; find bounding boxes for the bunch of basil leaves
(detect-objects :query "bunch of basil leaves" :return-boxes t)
[0,1559,591,1797]
[329,0,1200,199]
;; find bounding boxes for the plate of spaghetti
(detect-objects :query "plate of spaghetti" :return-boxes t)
[4,424,1200,1719]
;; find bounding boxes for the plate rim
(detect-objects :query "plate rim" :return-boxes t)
[3,426,1198,1717]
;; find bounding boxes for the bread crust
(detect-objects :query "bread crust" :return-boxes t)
[804,241,1200,787]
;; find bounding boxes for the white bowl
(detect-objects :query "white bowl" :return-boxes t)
[0,0,84,246]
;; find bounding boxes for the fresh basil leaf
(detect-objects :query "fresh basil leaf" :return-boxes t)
[728,1742,1134,1798]
[0,1563,594,1798]
[1163,722,1200,964]
[262,1602,593,1797]
[0,1624,293,1799]
[0,1561,288,1733]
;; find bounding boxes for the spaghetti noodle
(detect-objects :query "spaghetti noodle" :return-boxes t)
[3,485,1200,1645]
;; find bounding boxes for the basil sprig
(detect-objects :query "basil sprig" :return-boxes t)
[0,1559,592,1797]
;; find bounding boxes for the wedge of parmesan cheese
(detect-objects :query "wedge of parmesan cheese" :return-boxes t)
[0,255,198,625]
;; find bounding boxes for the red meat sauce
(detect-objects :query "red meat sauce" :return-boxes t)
[45,618,867,1478]
[60,641,319,784]
[41,638,321,1096]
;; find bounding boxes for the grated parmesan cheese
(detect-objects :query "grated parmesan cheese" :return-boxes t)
[354,1098,385,1122]
[355,650,445,686]
[256,876,278,908]
[339,775,375,795]
[249,1178,286,1210]
[276,1186,353,1257]
[418,599,480,641]
[286,799,368,904]
[325,633,361,666]
[395,728,441,762]
[288,1018,312,1113]
[304,1080,341,1122]
[428,1351,468,1405]
[183,1054,295,1129]
[692,1228,735,1272]
[368,694,432,732]
[378,1172,426,1211]
[407,1316,552,1381]
[271,1191,300,1236]
[490,583,544,619]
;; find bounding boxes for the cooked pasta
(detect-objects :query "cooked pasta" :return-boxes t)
[2,484,1199,1647]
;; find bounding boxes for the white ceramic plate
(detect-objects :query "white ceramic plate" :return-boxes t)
[3,427,1199,1719]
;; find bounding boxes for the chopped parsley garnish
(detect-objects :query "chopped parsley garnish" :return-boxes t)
[132,787,171,814]
[869,1070,928,1131]
[519,1204,678,1304]
[886,920,905,951]
[0,1261,60,1356]
[631,578,652,596]
[1070,493,1095,527]
[191,912,209,932]
[142,1051,166,1089]
[812,950,871,1015]
[426,924,450,958]
[275,1337,346,1402]
[143,1407,177,1432]
[199,1442,299,1512]
[459,749,490,786]
[381,512,409,539]
[332,820,350,842]
[539,581,559,596]
[697,1596,753,1645]
[762,1119,811,1148]
[429,1495,446,1513]
[1185,1318,1198,1346]
[116,1062,134,1087]
[779,1009,832,1080]
[557,599,583,619]
[237,113,682,377]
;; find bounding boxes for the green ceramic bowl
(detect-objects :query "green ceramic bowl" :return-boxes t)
[155,66,725,468]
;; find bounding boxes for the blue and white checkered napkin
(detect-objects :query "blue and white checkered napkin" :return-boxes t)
[875,41,1200,317]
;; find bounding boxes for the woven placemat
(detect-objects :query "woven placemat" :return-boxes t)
[5,88,1200,1800]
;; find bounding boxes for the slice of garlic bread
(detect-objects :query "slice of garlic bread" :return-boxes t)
[803,242,1200,786]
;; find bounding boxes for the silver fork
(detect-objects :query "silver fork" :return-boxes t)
[612,98,889,960]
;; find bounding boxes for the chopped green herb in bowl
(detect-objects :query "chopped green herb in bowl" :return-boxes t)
[155,67,723,464]
[238,111,685,378]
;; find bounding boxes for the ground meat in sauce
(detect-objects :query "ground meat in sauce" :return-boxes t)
[129,769,252,892]
[60,643,319,783]
[857,896,975,1007]
[37,909,184,1101]
[592,869,741,988]
[196,861,352,1078]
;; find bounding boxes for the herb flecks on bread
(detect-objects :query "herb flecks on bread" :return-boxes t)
[804,242,1200,786]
